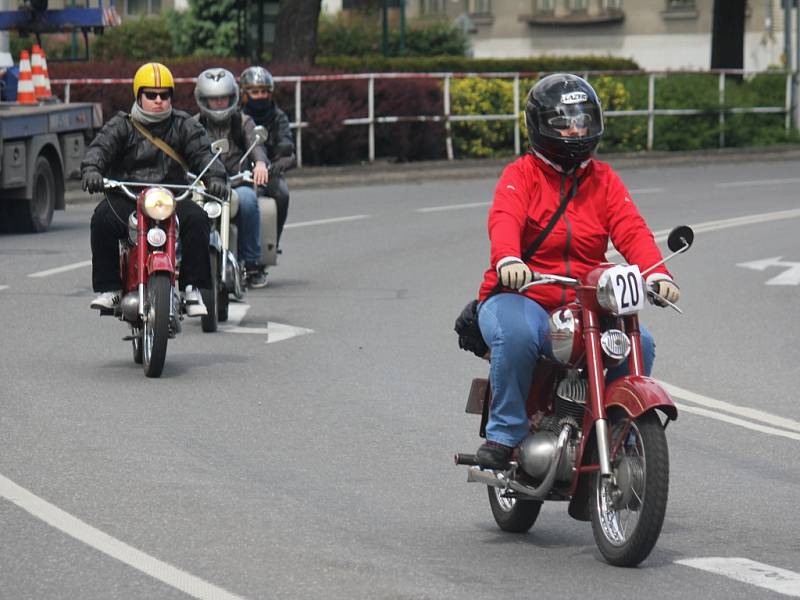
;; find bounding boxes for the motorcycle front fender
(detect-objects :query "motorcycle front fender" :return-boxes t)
[147,251,175,275]
[605,375,678,421]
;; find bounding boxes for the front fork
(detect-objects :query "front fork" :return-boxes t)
[220,198,231,286]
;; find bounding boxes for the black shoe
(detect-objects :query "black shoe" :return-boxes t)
[476,442,513,470]
[246,263,268,289]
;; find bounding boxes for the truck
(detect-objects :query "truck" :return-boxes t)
[0,0,115,232]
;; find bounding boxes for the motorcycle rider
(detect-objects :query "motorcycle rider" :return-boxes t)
[239,66,296,251]
[82,62,228,316]
[474,73,681,470]
[193,67,270,288]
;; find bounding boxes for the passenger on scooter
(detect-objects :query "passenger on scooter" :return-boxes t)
[474,73,681,470]
[239,66,296,249]
[193,68,270,288]
[82,62,228,316]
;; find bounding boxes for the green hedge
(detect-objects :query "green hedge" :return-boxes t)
[316,55,639,73]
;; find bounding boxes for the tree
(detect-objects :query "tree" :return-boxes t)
[710,0,746,72]
[272,0,322,67]
[172,0,241,58]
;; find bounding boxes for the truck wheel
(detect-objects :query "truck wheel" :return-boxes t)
[11,156,57,233]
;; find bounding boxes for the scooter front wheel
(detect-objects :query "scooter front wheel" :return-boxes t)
[590,410,669,566]
[142,272,171,378]
[487,485,542,533]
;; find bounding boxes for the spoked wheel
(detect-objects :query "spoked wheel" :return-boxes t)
[590,410,669,566]
[142,272,171,378]
[201,250,219,333]
[132,327,143,364]
[487,485,542,533]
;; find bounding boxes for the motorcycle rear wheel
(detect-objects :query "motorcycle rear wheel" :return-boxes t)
[142,272,171,378]
[201,250,219,333]
[487,485,542,533]
[590,410,669,567]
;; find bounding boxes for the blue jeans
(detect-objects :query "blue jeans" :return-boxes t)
[477,293,655,448]
[234,185,261,263]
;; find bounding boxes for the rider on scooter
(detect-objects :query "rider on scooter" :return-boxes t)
[239,66,296,252]
[473,73,682,470]
[193,67,270,288]
[82,62,228,316]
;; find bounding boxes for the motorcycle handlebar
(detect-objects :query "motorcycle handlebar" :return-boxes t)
[102,178,210,202]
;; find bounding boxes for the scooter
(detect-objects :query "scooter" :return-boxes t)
[100,138,229,376]
[455,225,694,566]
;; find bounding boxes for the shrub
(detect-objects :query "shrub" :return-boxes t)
[317,55,639,73]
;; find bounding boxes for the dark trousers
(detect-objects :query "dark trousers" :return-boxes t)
[262,175,290,243]
[90,195,211,292]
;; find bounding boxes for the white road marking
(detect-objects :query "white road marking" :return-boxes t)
[629,187,664,194]
[715,177,800,188]
[285,214,368,228]
[28,260,92,278]
[218,303,314,341]
[674,403,800,441]
[0,285,8,291]
[264,322,314,344]
[738,256,800,285]
[677,557,800,597]
[416,201,491,213]
[0,473,249,600]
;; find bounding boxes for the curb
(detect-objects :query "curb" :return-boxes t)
[64,145,800,205]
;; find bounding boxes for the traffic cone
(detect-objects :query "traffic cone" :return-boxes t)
[38,46,53,99]
[16,50,36,104]
[31,45,47,99]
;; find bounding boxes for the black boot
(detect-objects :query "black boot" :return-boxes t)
[476,441,513,470]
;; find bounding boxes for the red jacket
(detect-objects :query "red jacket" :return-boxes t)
[478,153,670,311]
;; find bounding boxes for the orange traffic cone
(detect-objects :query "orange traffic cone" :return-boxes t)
[39,47,53,99]
[31,45,48,99]
[16,50,36,104]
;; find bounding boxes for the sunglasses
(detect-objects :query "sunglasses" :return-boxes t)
[141,90,173,101]
[547,113,592,131]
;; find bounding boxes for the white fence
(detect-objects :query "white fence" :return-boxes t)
[55,69,795,167]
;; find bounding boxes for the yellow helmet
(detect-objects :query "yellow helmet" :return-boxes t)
[133,62,175,98]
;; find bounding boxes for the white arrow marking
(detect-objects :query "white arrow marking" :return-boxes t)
[217,303,313,341]
[677,558,800,597]
[737,256,800,285]
[264,322,314,344]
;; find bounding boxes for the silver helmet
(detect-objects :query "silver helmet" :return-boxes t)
[239,66,274,97]
[194,68,239,124]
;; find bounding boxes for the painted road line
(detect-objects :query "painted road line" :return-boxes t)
[0,285,8,291]
[416,201,491,213]
[285,214,368,229]
[629,188,665,194]
[715,177,800,189]
[677,558,800,597]
[674,403,800,441]
[0,473,249,600]
[658,380,800,433]
[28,260,92,278]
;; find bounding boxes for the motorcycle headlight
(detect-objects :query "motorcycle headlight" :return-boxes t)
[203,201,222,219]
[600,329,630,366]
[143,187,176,221]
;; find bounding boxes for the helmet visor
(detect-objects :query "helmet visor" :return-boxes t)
[539,102,603,139]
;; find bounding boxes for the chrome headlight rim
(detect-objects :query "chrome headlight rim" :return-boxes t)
[147,226,167,248]
[143,187,176,221]
[600,329,631,364]
[203,201,222,219]
[596,270,620,315]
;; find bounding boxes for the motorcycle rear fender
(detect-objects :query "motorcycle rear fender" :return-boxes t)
[147,252,174,275]
[605,375,678,421]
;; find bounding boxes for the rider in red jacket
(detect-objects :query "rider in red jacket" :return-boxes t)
[475,74,681,470]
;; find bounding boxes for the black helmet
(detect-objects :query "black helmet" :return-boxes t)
[525,73,604,170]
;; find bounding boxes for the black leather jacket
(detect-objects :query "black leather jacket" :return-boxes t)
[244,103,297,173]
[81,109,227,197]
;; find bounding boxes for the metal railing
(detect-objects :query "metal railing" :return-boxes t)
[55,69,794,167]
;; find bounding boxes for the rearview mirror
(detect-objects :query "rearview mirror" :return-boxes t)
[211,139,229,155]
[667,225,694,253]
[253,126,268,144]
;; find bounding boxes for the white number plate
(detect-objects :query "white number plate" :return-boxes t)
[600,264,645,315]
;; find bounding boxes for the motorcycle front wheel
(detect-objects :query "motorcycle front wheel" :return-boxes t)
[590,410,669,567]
[201,250,219,333]
[132,328,143,364]
[487,485,542,533]
[142,272,171,378]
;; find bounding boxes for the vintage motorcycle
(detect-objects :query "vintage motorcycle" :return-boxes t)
[99,139,229,377]
[455,226,694,567]
[195,126,272,331]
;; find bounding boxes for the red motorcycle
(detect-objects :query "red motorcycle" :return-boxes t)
[455,225,694,567]
[99,139,229,377]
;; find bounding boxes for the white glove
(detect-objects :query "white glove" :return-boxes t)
[497,257,533,290]
[647,275,680,306]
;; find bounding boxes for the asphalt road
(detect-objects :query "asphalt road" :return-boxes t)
[1,156,799,599]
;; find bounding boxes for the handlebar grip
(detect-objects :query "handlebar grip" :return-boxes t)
[454,453,479,466]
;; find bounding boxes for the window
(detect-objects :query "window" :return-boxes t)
[420,0,446,15]
[468,0,491,15]
[126,0,161,16]
[568,0,589,13]
[535,0,555,15]
[666,0,695,8]
[602,0,622,9]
